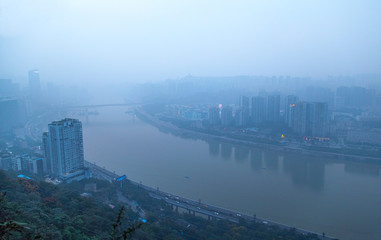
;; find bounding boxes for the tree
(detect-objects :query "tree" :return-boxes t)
[110,206,142,240]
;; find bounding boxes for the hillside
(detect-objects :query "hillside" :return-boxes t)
[0,170,324,240]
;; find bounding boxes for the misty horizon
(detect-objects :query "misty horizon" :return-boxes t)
[1,0,381,85]
[1,1,381,240]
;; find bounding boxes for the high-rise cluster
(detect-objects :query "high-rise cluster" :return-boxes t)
[208,94,329,138]
[208,95,282,128]
[290,102,329,137]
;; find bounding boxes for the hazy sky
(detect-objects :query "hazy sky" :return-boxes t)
[1,0,381,85]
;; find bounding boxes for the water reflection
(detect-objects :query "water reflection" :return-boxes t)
[221,143,233,160]
[344,162,381,177]
[206,135,326,192]
[283,155,325,192]
[80,107,381,240]
[250,149,263,171]
[263,151,279,171]
[171,127,379,194]
[208,142,220,156]
[234,146,249,163]
[157,124,380,180]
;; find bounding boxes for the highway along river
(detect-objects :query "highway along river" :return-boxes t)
[78,106,381,240]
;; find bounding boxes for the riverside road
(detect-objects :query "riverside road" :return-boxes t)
[85,161,336,240]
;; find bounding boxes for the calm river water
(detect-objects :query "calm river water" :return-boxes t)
[79,107,381,240]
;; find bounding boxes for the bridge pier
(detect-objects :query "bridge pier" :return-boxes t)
[175,206,178,212]
[208,216,211,221]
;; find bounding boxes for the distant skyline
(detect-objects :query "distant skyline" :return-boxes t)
[1,0,381,85]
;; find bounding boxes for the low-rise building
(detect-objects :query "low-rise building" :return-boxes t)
[347,128,381,145]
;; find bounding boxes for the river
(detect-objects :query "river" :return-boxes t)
[79,106,381,240]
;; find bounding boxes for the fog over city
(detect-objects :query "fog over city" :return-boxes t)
[1,0,381,86]
[1,1,381,240]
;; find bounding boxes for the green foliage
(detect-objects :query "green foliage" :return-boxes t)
[0,170,325,240]
[0,172,118,239]
[110,206,142,240]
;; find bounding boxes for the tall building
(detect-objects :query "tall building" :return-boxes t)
[235,108,242,127]
[42,132,51,173]
[0,150,12,171]
[293,102,329,137]
[28,69,41,113]
[285,95,299,128]
[235,107,249,127]
[310,102,329,137]
[43,118,85,176]
[239,96,250,125]
[208,107,220,125]
[336,86,373,109]
[32,158,44,174]
[293,102,309,136]
[239,96,250,109]
[267,95,280,122]
[303,87,334,109]
[0,97,26,133]
[221,106,233,127]
[251,96,265,124]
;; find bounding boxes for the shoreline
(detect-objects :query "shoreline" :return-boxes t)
[135,108,381,164]
[85,160,337,240]
[21,107,368,240]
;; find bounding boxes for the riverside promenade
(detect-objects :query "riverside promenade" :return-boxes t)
[135,107,381,163]
[85,161,338,240]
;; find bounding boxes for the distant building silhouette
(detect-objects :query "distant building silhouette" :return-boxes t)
[238,96,250,126]
[312,102,329,137]
[221,106,233,127]
[293,102,308,135]
[0,97,26,133]
[266,95,280,122]
[28,69,42,114]
[235,107,249,127]
[336,86,373,109]
[208,107,220,125]
[239,96,250,109]
[251,96,265,124]
[285,95,299,128]
[293,102,329,137]
[303,87,334,109]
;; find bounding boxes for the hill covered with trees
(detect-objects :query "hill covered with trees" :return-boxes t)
[0,170,324,240]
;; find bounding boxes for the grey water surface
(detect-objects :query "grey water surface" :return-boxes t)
[81,107,381,240]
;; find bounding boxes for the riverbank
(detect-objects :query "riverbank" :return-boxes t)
[85,161,337,240]
[21,107,376,239]
[135,107,381,163]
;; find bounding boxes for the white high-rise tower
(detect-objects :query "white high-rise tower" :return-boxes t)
[43,118,84,176]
